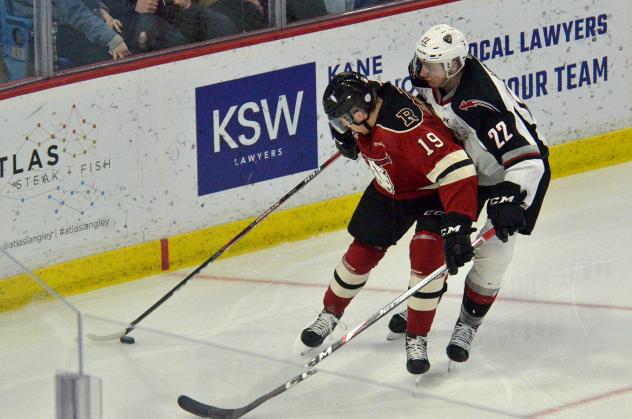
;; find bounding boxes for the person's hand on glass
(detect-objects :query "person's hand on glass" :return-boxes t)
[135,0,158,14]
[111,41,132,59]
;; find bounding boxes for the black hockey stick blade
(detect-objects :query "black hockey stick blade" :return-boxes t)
[178,369,318,418]
[178,395,242,419]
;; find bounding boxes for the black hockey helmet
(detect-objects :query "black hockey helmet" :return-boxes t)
[323,71,377,133]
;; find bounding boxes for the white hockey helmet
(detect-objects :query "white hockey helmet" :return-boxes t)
[414,24,468,78]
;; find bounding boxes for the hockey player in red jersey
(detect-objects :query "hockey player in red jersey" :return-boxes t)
[387,24,551,365]
[299,71,478,375]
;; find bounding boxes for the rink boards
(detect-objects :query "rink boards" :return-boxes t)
[1,0,631,311]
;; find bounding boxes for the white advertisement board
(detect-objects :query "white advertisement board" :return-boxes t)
[0,0,630,275]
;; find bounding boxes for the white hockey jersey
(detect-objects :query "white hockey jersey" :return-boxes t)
[409,56,549,208]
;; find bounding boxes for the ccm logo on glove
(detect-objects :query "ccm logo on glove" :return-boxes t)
[489,195,517,205]
[441,225,462,236]
[487,181,527,243]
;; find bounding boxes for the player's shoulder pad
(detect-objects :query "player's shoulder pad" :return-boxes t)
[452,57,508,118]
[375,83,424,133]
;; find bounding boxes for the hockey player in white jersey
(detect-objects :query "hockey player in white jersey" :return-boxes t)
[387,24,550,366]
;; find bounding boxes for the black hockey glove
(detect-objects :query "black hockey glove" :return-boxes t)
[487,181,528,243]
[440,212,475,275]
[330,126,359,160]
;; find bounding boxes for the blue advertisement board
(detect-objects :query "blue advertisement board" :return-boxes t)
[196,63,318,196]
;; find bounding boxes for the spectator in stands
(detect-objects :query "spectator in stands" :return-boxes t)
[12,0,131,68]
[125,0,239,53]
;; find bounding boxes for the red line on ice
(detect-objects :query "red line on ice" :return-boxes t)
[526,385,632,417]
[169,272,632,313]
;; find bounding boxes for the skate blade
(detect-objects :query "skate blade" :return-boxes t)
[300,345,318,357]
[293,335,319,357]
[447,360,454,373]
[415,375,423,386]
[386,331,405,341]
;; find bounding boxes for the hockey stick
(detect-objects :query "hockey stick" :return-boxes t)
[87,152,342,343]
[178,228,497,418]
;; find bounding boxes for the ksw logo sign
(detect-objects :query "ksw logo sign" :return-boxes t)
[196,63,317,196]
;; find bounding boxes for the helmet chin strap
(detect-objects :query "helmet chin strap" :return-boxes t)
[438,60,464,88]
[438,65,455,88]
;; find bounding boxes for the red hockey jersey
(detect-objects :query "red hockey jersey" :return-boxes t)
[356,83,478,220]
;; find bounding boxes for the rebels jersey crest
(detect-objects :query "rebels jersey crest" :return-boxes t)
[458,99,500,113]
[395,108,422,127]
[363,155,395,194]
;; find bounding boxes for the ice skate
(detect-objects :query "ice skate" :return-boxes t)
[405,333,430,376]
[446,319,479,363]
[386,309,407,341]
[298,309,342,355]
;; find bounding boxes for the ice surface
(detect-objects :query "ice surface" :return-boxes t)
[2,163,632,418]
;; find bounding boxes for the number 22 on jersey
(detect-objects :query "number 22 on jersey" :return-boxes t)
[487,121,513,148]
